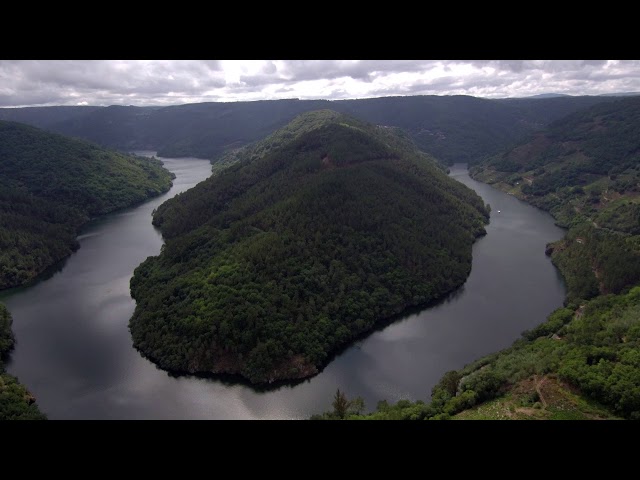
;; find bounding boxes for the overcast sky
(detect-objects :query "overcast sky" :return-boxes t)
[1,60,639,108]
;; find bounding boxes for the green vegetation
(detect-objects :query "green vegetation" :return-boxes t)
[1,95,615,166]
[321,287,638,420]
[311,389,366,420]
[0,120,174,290]
[211,109,348,174]
[470,97,640,228]
[471,97,640,304]
[453,375,617,420]
[129,111,489,384]
[0,304,46,420]
[0,304,14,359]
[548,225,640,305]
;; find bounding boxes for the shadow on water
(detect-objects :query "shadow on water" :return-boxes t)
[0,257,70,302]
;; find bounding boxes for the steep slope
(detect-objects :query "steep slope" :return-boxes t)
[129,111,489,384]
[471,97,640,305]
[0,120,174,290]
[2,95,616,165]
[338,95,612,165]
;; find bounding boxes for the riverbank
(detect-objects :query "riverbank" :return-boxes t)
[2,164,565,419]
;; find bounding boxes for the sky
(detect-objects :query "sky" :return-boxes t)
[1,60,639,108]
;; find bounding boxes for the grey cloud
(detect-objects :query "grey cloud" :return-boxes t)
[1,60,640,107]
[469,60,613,73]
[304,60,439,79]
[262,61,277,74]
[0,61,227,106]
[239,60,443,87]
[238,73,286,88]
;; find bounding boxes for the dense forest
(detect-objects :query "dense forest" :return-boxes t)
[0,304,45,419]
[129,111,490,384]
[0,120,174,290]
[316,96,640,420]
[0,95,616,166]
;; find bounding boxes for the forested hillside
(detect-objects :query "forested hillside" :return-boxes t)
[129,111,489,384]
[0,120,174,290]
[471,97,640,305]
[0,95,615,165]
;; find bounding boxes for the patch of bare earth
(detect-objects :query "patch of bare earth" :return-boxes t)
[457,375,614,420]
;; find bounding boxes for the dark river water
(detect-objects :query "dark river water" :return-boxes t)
[2,159,566,419]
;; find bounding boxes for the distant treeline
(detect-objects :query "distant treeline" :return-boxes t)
[0,95,617,165]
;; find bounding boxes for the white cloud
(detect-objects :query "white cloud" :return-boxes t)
[0,60,639,107]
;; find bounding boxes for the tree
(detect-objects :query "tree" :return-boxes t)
[332,388,349,419]
[348,396,365,416]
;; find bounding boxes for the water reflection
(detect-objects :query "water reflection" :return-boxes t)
[2,161,566,419]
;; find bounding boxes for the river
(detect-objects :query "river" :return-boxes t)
[1,159,566,419]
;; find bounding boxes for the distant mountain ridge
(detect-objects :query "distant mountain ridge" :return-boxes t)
[0,95,618,165]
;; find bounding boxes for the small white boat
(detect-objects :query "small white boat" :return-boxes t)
[497,210,501,213]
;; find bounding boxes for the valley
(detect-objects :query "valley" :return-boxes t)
[1,81,638,420]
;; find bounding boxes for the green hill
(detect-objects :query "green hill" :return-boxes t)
[315,97,640,420]
[129,111,489,384]
[0,120,174,290]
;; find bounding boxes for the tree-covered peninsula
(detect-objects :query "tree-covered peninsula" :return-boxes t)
[129,110,489,384]
[0,120,174,290]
